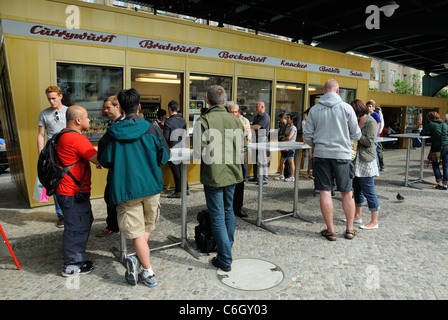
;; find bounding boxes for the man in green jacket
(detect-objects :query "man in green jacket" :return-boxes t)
[98,88,170,288]
[421,111,448,190]
[193,85,245,271]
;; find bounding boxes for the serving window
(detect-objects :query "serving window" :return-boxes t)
[237,78,272,124]
[57,63,123,141]
[189,74,232,133]
[275,82,305,131]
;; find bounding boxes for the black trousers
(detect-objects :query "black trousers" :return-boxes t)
[233,164,245,213]
[168,161,188,193]
[56,193,93,267]
[105,184,119,232]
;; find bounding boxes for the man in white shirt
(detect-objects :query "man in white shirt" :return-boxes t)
[37,86,68,228]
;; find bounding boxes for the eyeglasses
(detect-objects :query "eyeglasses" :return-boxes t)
[55,111,59,122]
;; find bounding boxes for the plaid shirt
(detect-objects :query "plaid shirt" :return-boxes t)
[354,155,379,177]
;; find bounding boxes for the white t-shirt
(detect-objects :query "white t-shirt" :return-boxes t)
[38,106,67,140]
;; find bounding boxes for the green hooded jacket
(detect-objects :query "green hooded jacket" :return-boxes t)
[97,115,170,206]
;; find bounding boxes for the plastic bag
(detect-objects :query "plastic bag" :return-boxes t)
[33,175,50,203]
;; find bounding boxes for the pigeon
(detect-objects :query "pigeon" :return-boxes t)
[396,192,404,202]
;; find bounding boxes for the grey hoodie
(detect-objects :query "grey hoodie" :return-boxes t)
[303,91,361,160]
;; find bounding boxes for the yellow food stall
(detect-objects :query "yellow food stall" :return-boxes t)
[0,0,374,207]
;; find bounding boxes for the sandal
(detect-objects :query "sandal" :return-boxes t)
[320,229,336,241]
[344,229,358,240]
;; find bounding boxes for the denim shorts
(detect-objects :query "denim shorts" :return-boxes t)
[281,149,295,159]
[313,157,354,192]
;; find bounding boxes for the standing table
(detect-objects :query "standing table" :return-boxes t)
[375,137,398,143]
[390,133,432,189]
[111,147,201,266]
[246,141,315,234]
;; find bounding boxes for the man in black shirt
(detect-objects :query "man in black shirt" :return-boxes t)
[250,101,270,185]
[163,100,188,198]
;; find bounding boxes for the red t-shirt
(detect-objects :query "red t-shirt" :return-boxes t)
[56,130,97,196]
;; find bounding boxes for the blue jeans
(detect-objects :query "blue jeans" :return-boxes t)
[203,184,236,266]
[54,195,63,217]
[353,176,380,212]
[432,147,448,183]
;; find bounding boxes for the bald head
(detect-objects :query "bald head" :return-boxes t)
[323,79,339,94]
[256,101,265,115]
[67,105,90,132]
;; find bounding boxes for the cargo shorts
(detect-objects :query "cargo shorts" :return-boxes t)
[116,193,161,239]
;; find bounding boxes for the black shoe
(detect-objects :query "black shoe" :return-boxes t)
[62,261,95,277]
[211,257,231,272]
[248,178,258,183]
[257,181,268,185]
[56,217,64,228]
[168,192,182,198]
[234,210,248,218]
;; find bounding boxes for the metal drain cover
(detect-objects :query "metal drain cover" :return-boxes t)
[216,258,284,291]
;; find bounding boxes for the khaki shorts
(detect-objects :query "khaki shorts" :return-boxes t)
[116,193,160,239]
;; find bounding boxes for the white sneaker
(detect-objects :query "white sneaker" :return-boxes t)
[274,174,285,181]
[284,176,295,182]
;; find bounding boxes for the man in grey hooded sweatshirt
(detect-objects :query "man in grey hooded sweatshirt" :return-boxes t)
[304,79,361,241]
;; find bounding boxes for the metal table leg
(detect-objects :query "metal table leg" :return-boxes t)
[244,152,279,234]
[110,232,133,267]
[111,161,201,263]
[159,161,202,259]
[409,139,433,188]
[277,149,316,224]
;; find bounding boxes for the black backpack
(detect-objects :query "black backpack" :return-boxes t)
[194,210,217,253]
[37,129,82,196]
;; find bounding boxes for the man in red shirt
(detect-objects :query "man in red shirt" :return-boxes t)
[56,105,101,277]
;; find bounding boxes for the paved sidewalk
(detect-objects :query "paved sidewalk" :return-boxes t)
[1,148,447,302]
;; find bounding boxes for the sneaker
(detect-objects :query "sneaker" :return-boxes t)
[284,176,295,182]
[62,261,94,277]
[274,174,285,181]
[125,255,141,285]
[139,271,157,288]
[56,217,64,228]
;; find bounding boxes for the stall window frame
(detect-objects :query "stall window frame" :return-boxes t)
[275,81,305,131]
[236,77,273,126]
[56,61,124,142]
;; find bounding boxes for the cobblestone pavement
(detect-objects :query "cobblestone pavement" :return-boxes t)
[1,148,447,303]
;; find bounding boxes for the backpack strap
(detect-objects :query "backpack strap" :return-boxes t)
[54,129,85,188]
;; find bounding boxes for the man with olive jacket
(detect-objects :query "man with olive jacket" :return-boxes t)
[193,85,245,272]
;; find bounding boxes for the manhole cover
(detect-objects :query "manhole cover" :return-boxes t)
[216,258,284,291]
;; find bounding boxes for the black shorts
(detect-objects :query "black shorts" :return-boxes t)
[313,157,354,192]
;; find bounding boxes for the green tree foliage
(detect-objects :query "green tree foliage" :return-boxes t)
[435,88,448,98]
[390,74,421,95]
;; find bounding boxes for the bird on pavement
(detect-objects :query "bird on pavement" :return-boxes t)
[396,192,404,202]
